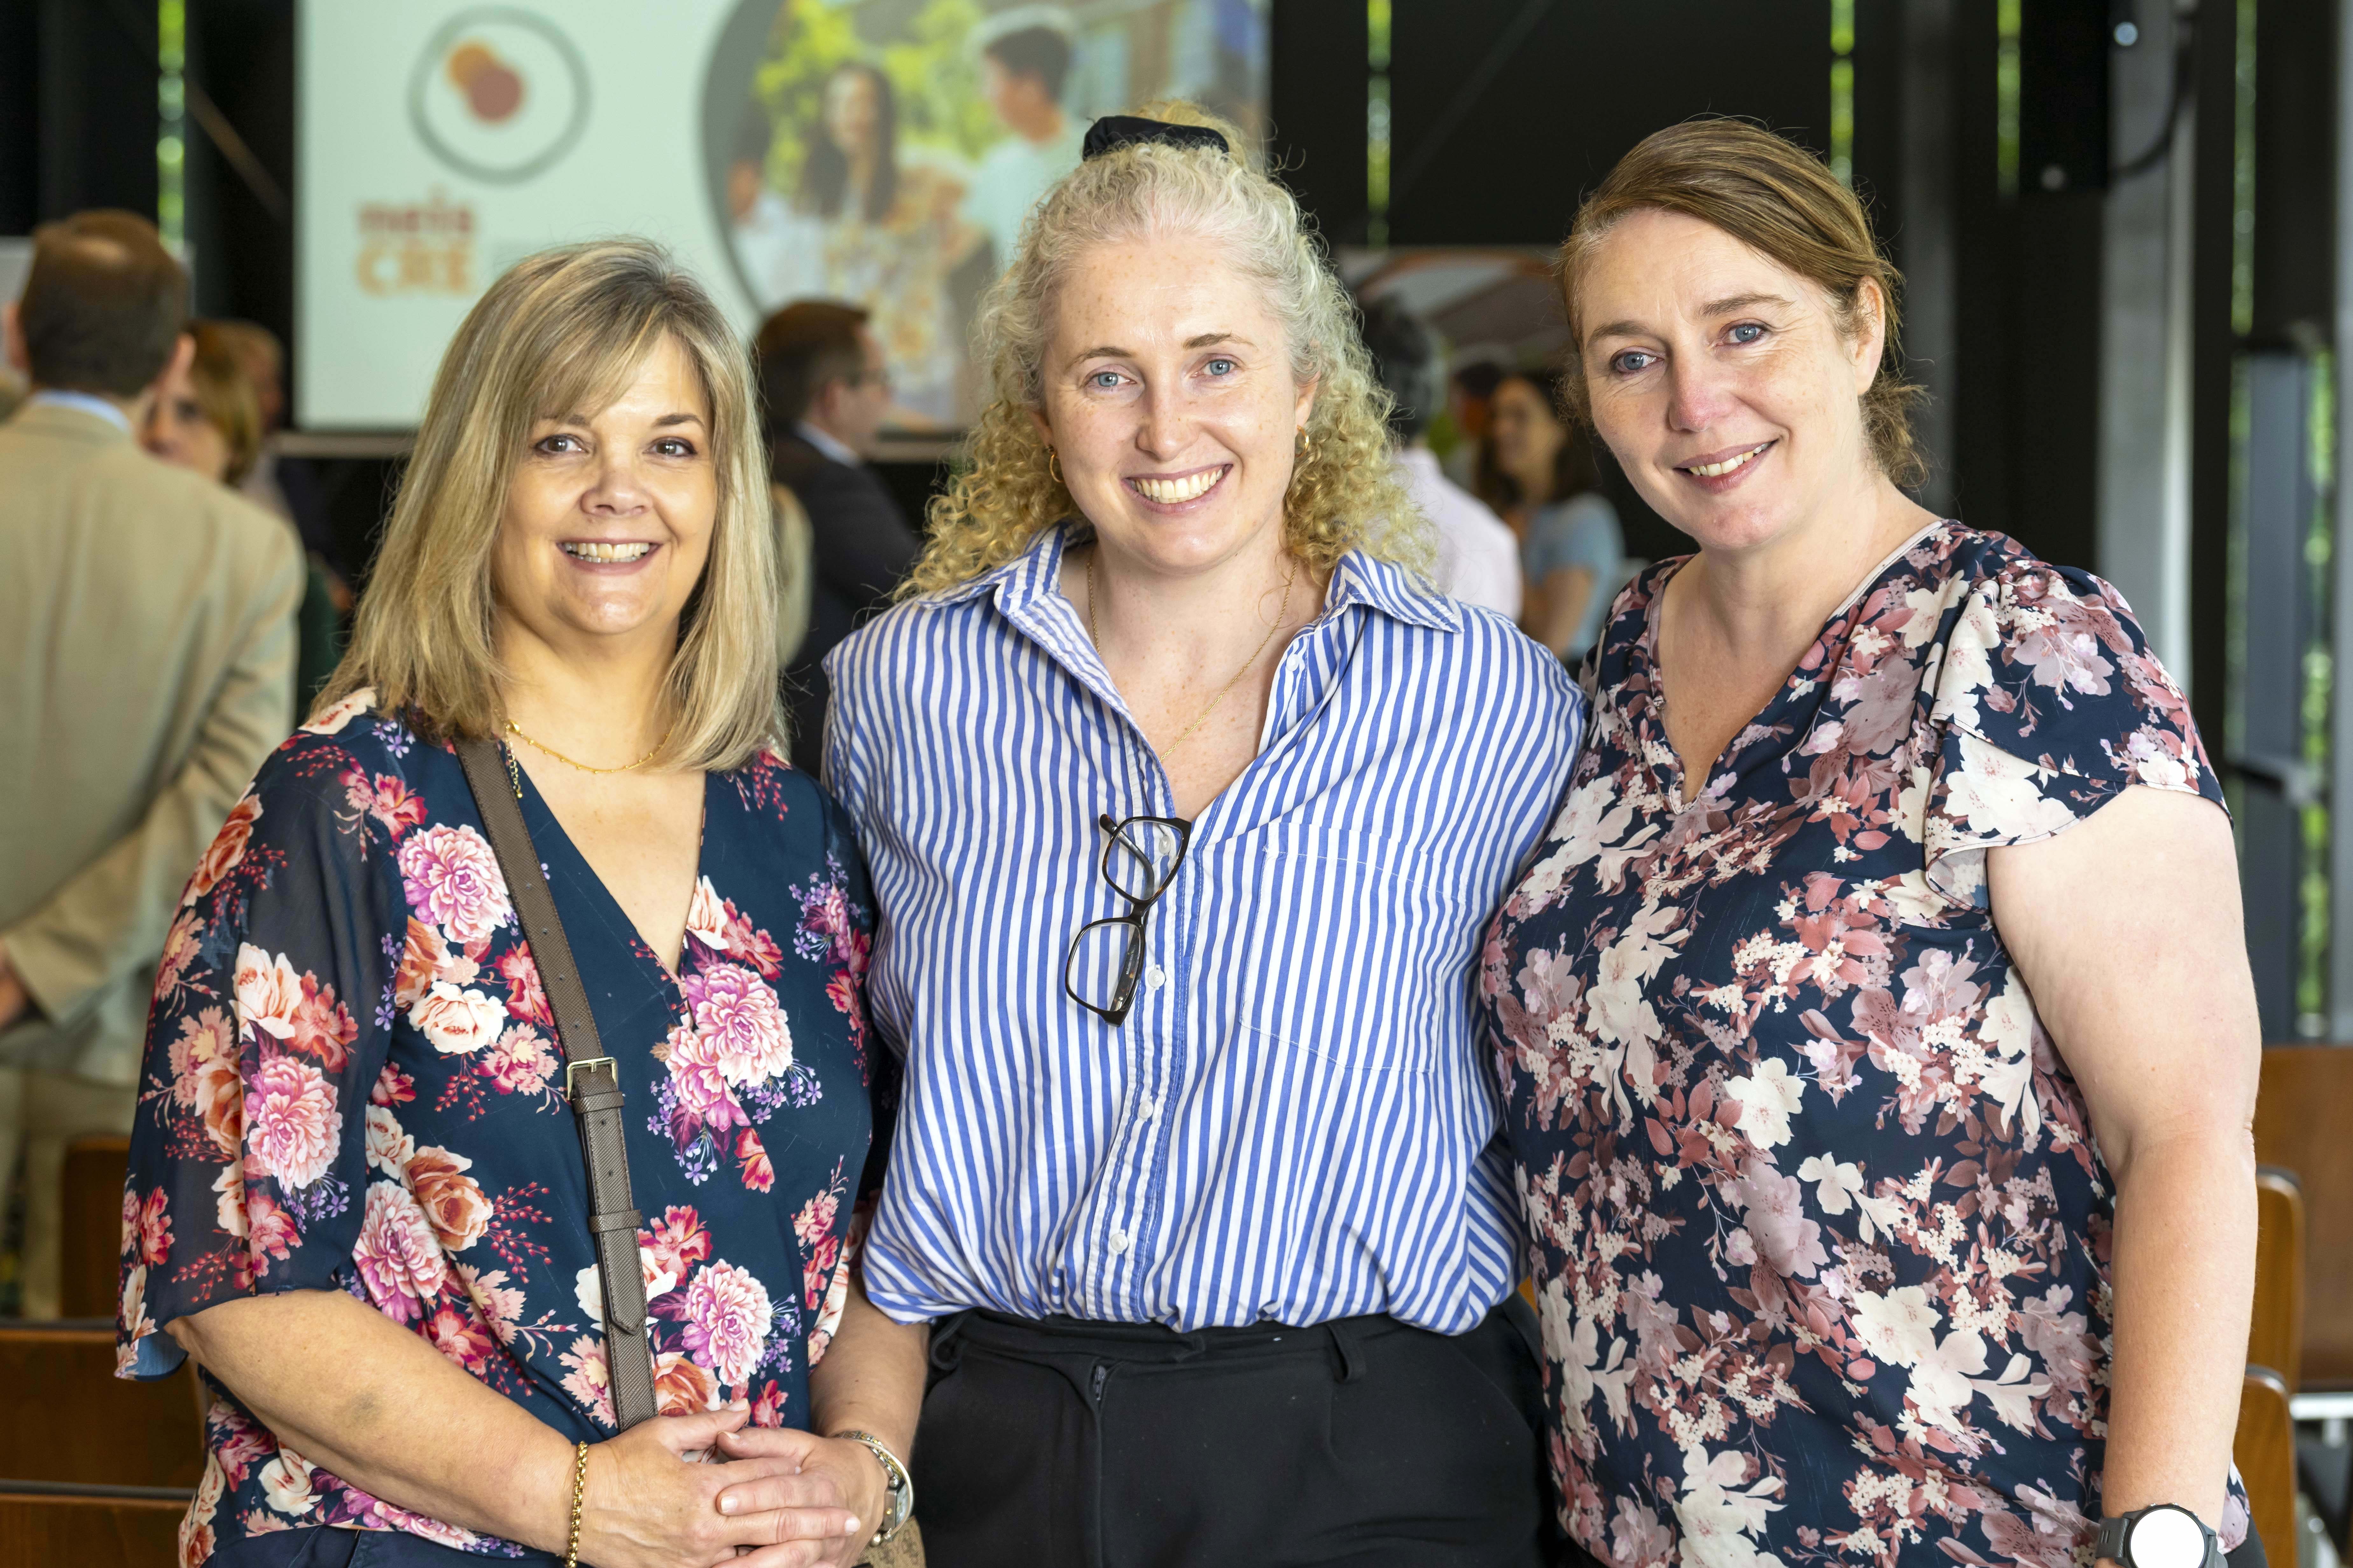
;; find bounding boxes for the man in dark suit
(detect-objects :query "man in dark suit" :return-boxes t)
[755,301,922,774]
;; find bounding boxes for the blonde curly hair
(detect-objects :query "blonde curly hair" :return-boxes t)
[906,101,1427,597]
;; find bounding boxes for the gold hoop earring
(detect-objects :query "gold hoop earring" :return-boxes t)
[1048,448,1064,487]
[1294,428,1316,468]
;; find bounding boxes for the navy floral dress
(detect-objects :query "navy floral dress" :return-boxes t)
[115,691,883,1563]
[1481,523,2248,1568]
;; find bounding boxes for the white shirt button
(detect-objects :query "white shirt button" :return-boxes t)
[1139,1097,1161,1121]
[1109,1229,1130,1255]
[1144,963,1167,991]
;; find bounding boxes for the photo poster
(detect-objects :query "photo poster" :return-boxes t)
[297,0,1268,433]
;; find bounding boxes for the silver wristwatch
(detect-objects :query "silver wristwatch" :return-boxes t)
[834,1429,913,1544]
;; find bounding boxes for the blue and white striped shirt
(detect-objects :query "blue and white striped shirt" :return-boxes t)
[824,524,1583,1333]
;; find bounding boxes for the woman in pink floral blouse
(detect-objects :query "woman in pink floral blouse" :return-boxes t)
[115,242,924,1566]
[1482,122,2264,1568]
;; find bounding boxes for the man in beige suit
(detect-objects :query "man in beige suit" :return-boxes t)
[0,212,300,1317]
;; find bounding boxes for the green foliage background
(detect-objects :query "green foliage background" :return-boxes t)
[751,0,1003,199]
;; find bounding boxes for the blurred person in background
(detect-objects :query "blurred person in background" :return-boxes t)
[1443,357,1503,489]
[144,320,346,718]
[1358,293,1519,619]
[796,61,978,427]
[963,8,1085,273]
[0,212,299,1319]
[822,105,1581,1566]
[1477,367,1623,665]
[121,239,920,1567]
[756,300,920,774]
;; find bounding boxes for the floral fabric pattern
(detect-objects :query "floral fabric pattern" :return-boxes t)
[1481,524,2245,1568]
[119,694,883,1563]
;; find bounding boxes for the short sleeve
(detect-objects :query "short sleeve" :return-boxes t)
[117,740,396,1378]
[1917,559,2226,907]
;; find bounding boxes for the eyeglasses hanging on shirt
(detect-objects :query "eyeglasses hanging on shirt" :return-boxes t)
[1063,812,1192,1025]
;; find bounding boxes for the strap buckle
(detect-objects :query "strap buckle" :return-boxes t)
[565,1056,619,1097]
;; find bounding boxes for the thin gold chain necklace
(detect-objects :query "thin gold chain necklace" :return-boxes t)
[504,718,674,774]
[1087,549,1297,756]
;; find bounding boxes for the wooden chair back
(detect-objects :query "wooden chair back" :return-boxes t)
[0,1484,187,1568]
[2234,1366,2295,1565]
[60,1134,131,1320]
[2254,1044,2353,1387]
[0,1326,203,1488]
[2251,1167,2306,1391]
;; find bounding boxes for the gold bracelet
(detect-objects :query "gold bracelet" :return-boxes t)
[564,1439,588,1568]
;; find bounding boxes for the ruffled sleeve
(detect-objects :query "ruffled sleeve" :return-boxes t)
[1916,556,2226,908]
[117,731,399,1378]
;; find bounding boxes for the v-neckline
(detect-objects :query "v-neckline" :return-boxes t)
[1635,518,1947,808]
[514,764,714,989]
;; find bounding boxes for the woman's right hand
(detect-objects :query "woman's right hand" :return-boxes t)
[578,1407,867,1568]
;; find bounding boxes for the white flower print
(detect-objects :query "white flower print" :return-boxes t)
[1850,1285,1941,1368]
[1724,1059,1804,1150]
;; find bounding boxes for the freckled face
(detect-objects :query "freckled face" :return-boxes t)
[491,332,717,653]
[1035,235,1316,579]
[1577,209,1882,555]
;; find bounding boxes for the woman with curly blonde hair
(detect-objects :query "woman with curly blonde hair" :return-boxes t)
[822,105,1586,1565]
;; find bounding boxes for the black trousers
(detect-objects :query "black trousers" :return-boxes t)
[912,1296,1581,1568]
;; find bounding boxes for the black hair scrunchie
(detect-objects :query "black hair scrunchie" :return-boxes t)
[1082,114,1230,161]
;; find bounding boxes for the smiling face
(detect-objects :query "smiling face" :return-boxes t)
[1034,233,1316,580]
[491,332,717,659]
[1576,208,1884,556]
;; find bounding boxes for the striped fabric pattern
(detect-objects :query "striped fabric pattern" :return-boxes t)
[824,524,1583,1333]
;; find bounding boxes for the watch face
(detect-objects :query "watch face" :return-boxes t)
[2128,1508,2209,1568]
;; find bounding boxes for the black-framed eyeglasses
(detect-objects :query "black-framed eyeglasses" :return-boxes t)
[1063,812,1192,1025]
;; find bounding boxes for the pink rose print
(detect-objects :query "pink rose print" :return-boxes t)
[187,794,261,905]
[234,944,305,1041]
[495,947,551,1027]
[735,1128,773,1192]
[640,1205,713,1284]
[353,1181,449,1322]
[653,1350,719,1416]
[169,1008,235,1111]
[300,688,372,735]
[408,982,505,1055]
[681,1259,772,1389]
[396,823,512,946]
[480,1024,558,1096]
[679,963,793,1086]
[663,1023,746,1130]
[247,1054,341,1190]
[685,878,732,953]
[404,1145,492,1252]
[394,918,477,1010]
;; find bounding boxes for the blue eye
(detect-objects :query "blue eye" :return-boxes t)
[1609,350,1655,376]
[1728,323,1767,345]
[1089,371,1123,390]
[1205,357,1236,376]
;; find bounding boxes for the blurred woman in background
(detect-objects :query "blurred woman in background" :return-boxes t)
[795,61,978,427]
[1477,368,1623,665]
[143,320,342,718]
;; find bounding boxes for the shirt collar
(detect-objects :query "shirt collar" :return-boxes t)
[932,523,1464,635]
[794,420,862,468]
[29,388,135,436]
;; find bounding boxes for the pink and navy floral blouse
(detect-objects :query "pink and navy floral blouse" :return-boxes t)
[1481,522,2247,1568]
[116,692,882,1563]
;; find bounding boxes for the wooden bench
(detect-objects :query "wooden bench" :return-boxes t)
[2255,1045,2353,1391]
[0,1324,203,1489]
[60,1134,131,1321]
[0,1482,187,1568]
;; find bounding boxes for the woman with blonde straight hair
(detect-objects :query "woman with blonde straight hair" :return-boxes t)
[804,103,1584,1564]
[117,240,925,1567]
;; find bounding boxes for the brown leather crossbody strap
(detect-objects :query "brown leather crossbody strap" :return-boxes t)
[455,737,658,1431]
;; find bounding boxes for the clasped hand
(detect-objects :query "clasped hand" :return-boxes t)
[576,1407,882,1568]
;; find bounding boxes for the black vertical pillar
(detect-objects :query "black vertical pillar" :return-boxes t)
[1269,0,1370,246]
[33,0,158,222]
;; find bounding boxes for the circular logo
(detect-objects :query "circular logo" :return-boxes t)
[407,7,590,185]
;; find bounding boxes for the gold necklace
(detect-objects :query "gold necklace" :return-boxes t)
[1087,549,1297,755]
[504,718,674,774]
